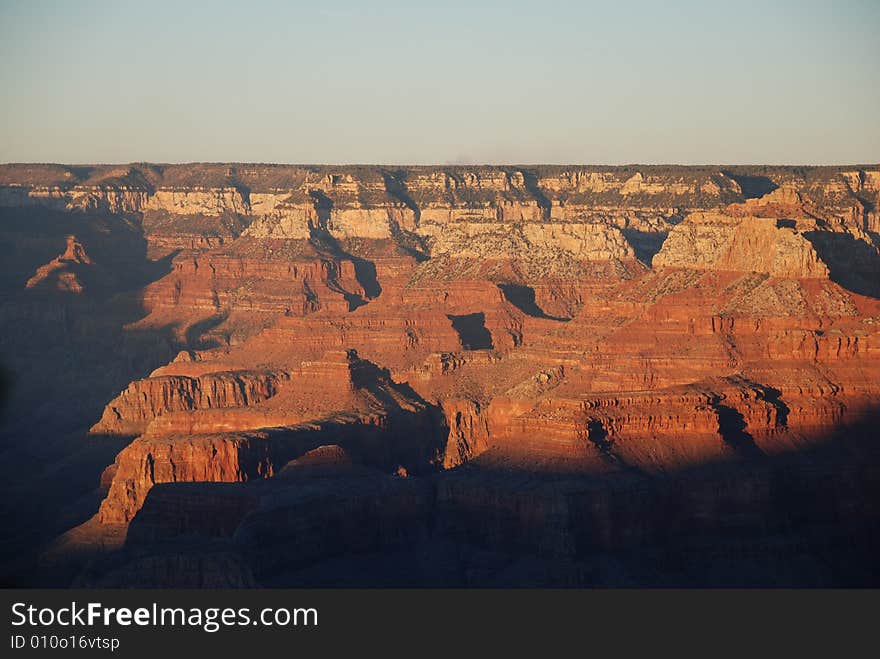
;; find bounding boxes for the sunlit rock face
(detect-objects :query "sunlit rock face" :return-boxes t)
[2,163,879,587]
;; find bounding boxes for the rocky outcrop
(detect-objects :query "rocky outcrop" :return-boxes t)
[653,212,830,278]
[90,370,288,436]
[25,235,95,293]
[97,432,277,524]
[441,399,492,468]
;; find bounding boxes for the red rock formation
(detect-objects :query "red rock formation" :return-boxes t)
[2,163,879,586]
[25,235,95,293]
[90,370,288,436]
[98,433,275,524]
[652,212,830,278]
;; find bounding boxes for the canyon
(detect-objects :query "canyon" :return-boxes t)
[0,163,878,586]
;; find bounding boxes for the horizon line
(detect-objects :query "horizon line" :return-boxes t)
[3,161,880,169]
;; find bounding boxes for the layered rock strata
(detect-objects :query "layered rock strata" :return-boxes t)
[1,163,878,586]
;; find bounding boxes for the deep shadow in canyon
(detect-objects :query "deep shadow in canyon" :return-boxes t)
[447,313,494,350]
[37,405,880,589]
[623,228,670,265]
[498,283,569,321]
[0,208,186,586]
[307,190,383,303]
[721,172,779,199]
[804,230,880,298]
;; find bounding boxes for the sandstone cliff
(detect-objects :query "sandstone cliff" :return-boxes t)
[652,212,831,278]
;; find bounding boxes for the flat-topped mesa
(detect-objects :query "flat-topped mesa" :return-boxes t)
[89,370,288,437]
[652,212,830,278]
[88,349,398,441]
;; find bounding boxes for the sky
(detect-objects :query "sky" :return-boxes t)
[1,0,878,165]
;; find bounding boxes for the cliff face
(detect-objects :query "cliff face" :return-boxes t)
[3,163,875,250]
[90,370,289,436]
[652,213,830,278]
[2,162,879,587]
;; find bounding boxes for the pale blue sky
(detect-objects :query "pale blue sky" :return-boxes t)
[1,0,877,164]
